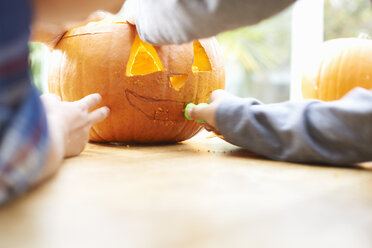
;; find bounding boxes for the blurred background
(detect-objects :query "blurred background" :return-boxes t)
[29,0,372,103]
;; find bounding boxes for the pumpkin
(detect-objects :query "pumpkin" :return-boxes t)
[302,35,372,101]
[48,20,225,143]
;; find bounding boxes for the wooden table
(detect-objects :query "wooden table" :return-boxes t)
[1,132,372,248]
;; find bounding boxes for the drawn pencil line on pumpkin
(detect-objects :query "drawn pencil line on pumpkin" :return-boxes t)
[125,89,186,122]
[62,32,111,39]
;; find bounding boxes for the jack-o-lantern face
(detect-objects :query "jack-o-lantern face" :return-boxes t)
[48,21,225,143]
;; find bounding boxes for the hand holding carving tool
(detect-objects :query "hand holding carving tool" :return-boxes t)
[184,103,209,123]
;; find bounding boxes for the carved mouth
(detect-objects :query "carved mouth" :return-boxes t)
[125,90,186,122]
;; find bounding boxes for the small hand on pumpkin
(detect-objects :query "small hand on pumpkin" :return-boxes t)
[187,89,232,134]
[41,93,110,158]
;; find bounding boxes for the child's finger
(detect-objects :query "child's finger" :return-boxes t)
[188,105,209,122]
[89,106,110,124]
[77,93,102,111]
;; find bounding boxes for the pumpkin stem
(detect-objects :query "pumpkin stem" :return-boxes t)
[358,33,370,39]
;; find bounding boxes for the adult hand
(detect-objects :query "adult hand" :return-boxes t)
[31,10,107,49]
[41,93,110,157]
[122,0,137,25]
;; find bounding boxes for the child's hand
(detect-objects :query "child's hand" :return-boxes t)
[187,89,232,132]
[41,93,110,157]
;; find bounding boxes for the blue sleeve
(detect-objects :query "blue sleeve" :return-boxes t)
[0,0,49,204]
[216,88,372,165]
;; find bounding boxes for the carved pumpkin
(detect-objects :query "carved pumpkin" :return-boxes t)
[48,21,225,143]
[302,36,372,101]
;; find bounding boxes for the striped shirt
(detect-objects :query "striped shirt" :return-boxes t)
[0,0,49,204]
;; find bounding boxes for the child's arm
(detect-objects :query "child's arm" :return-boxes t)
[124,0,296,45]
[1,1,113,205]
[188,88,372,165]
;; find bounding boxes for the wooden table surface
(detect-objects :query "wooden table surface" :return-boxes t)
[0,132,372,248]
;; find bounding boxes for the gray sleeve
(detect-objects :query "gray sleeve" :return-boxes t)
[135,0,296,45]
[216,88,372,165]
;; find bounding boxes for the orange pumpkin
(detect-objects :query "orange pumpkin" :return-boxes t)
[48,20,225,143]
[302,36,372,101]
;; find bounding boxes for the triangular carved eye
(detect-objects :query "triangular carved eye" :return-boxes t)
[126,35,164,76]
[192,41,212,72]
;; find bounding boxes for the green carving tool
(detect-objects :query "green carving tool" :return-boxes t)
[184,103,209,123]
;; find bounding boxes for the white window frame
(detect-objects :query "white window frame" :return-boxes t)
[290,0,324,101]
